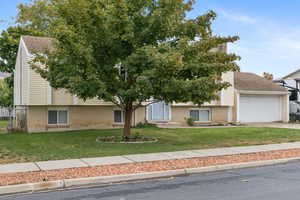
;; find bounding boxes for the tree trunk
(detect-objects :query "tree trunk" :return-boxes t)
[123,104,133,140]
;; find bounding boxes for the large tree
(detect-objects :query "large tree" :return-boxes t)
[16,0,54,32]
[33,0,240,138]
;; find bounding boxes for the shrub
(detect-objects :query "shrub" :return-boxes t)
[135,122,157,128]
[186,117,195,126]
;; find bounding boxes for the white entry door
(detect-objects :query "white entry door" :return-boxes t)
[148,101,170,121]
[239,95,282,122]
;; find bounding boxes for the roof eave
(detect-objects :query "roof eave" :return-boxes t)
[237,90,290,95]
[282,69,300,80]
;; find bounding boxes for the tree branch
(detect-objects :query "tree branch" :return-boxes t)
[133,99,161,111]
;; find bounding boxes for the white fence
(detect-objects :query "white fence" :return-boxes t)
[0,107,15,120]
[0,107,10,118]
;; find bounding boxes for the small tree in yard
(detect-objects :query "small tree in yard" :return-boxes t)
[32,0,240,138]
[263,72,274,81]
[0,80,13,132]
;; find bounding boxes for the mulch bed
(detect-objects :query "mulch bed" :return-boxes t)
[2,149,300,186]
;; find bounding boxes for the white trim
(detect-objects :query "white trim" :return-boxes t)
[188,108,212,122]
[286,95,290,122]
[145,105,149,121]
[20,37,30,56]
[151,104,154,120]
[282,69,300,79]
[26,56,31,105]
[236,91,240,122]
[238,90,289,95]
[169,104,172,121]
[220,89,224,105]
[47,108,69,125]
[47,83,52,105]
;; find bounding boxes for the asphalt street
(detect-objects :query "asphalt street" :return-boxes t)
[3,161,300,200]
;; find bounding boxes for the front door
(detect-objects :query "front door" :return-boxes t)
[148,101,170,121]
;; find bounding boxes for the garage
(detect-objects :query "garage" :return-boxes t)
[234,72,289,123]
[239,95,282,122]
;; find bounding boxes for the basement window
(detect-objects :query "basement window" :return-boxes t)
[189,109,211,122]
[114,110,124,123]
[48,110,68,125]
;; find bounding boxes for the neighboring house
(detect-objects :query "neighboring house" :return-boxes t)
[280,69,300,101]
[277,69,300,115]
[14,36,289,133]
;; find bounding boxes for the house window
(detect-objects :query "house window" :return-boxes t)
[48,110,68,125]
[189,109,211,122]
[114,110,124,123]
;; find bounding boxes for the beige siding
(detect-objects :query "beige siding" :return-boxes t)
[281,94,290,122]
[211,107,229,123]
[14,39,31,106]
[166,106,229,126]
[53,89,73,105]
[27,106,48,132]
[26,105,230,132]
[29,68,48,105]
[14,44,21,105]
[22,47,30,105]
[26,106,146,133]
[221,72,234,106]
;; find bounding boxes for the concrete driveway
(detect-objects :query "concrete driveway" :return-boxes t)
[246,122,300,129]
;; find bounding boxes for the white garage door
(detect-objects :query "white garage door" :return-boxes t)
[239,95,282,122]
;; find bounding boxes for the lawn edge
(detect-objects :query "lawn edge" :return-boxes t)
[1,156,300,196]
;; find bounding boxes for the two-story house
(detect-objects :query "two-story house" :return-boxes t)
[14,36,289,133]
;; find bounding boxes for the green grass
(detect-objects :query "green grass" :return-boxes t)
[1,127,300,164]
[0,120,8,129]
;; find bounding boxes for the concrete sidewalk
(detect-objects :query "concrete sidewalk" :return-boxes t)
[2,142,300,174]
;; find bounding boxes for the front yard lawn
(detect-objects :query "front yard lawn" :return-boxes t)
[1,127,300,164]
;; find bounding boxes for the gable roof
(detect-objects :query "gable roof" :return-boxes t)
[21,35,55,54]
[281,69,300,79]
[234,72,287,92]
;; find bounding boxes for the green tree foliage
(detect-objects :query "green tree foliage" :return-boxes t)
[0,79,14,131]
[0,79,13,108]
[31,0,240,137]
[17,0,54,32]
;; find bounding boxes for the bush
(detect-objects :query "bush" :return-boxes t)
[186,117,195,126]
[135,122,157,128]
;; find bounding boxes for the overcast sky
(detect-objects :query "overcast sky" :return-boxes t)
[1,0,300,78]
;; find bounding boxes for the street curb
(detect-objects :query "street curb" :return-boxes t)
[64,169,186,188]
[0,180,64,196]
[1,157,300,196]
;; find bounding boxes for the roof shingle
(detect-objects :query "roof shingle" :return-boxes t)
[22,35,55,54]
[234,72,287,92]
